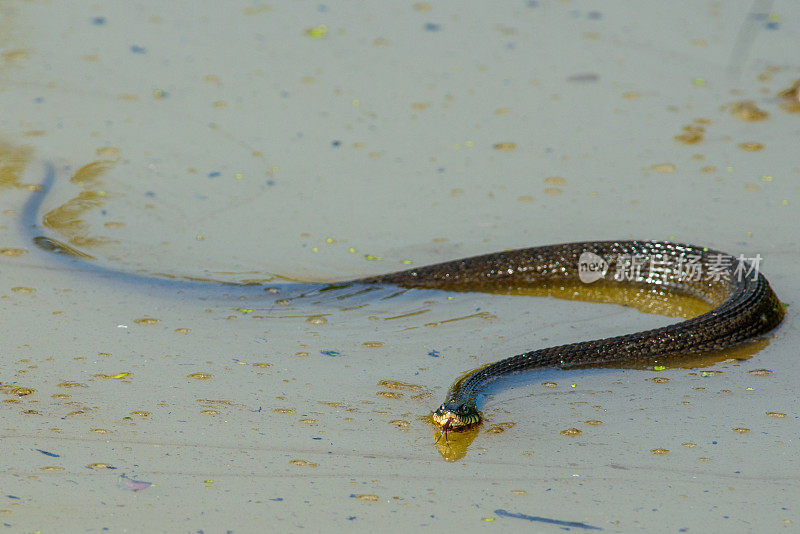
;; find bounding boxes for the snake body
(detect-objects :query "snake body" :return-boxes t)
[29,182,783,433]
[26,172,783,433]
[357,240,784,430]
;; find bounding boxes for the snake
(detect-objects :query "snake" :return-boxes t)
[27,176,783,437]
[355,240,784,433]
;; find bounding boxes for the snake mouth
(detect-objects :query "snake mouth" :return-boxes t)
[431,404,481,431]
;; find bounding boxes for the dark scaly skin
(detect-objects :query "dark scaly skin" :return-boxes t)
[356,240,784,430]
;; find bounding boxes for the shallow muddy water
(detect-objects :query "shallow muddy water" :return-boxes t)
[0,1,798,532]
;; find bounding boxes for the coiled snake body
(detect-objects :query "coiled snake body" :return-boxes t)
[357,240,784,431]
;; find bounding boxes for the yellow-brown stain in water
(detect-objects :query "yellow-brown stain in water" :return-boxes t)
[87,463,115,470]
[187,373,213,380]
[8,387,35,396]
[10,286,35,294]
[377,380,423,391]
[0,248,27,257]
[651,163,676,173]
[42,160,118,250]
[674,124,705,145]
[1,49,29,63]
[0,141,34,191]
[289,459,317,467]
[493,142,517,151]
[738,142,764,152]
[728,100,769,121]
[57,381,86,389]
[486,422,515,434]
[777,80,800,113]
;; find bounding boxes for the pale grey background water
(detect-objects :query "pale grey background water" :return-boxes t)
[0,1,798,532]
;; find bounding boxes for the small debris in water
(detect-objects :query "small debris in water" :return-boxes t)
[289,459,317,467]
[187,373,212,380]
[729,100,769,121]
[487,422,515,434]
[119,474,152,491]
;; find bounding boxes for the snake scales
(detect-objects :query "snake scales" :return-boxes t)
[356,240,784,431]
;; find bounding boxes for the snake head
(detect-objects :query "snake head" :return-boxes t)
[431,402,481,430]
